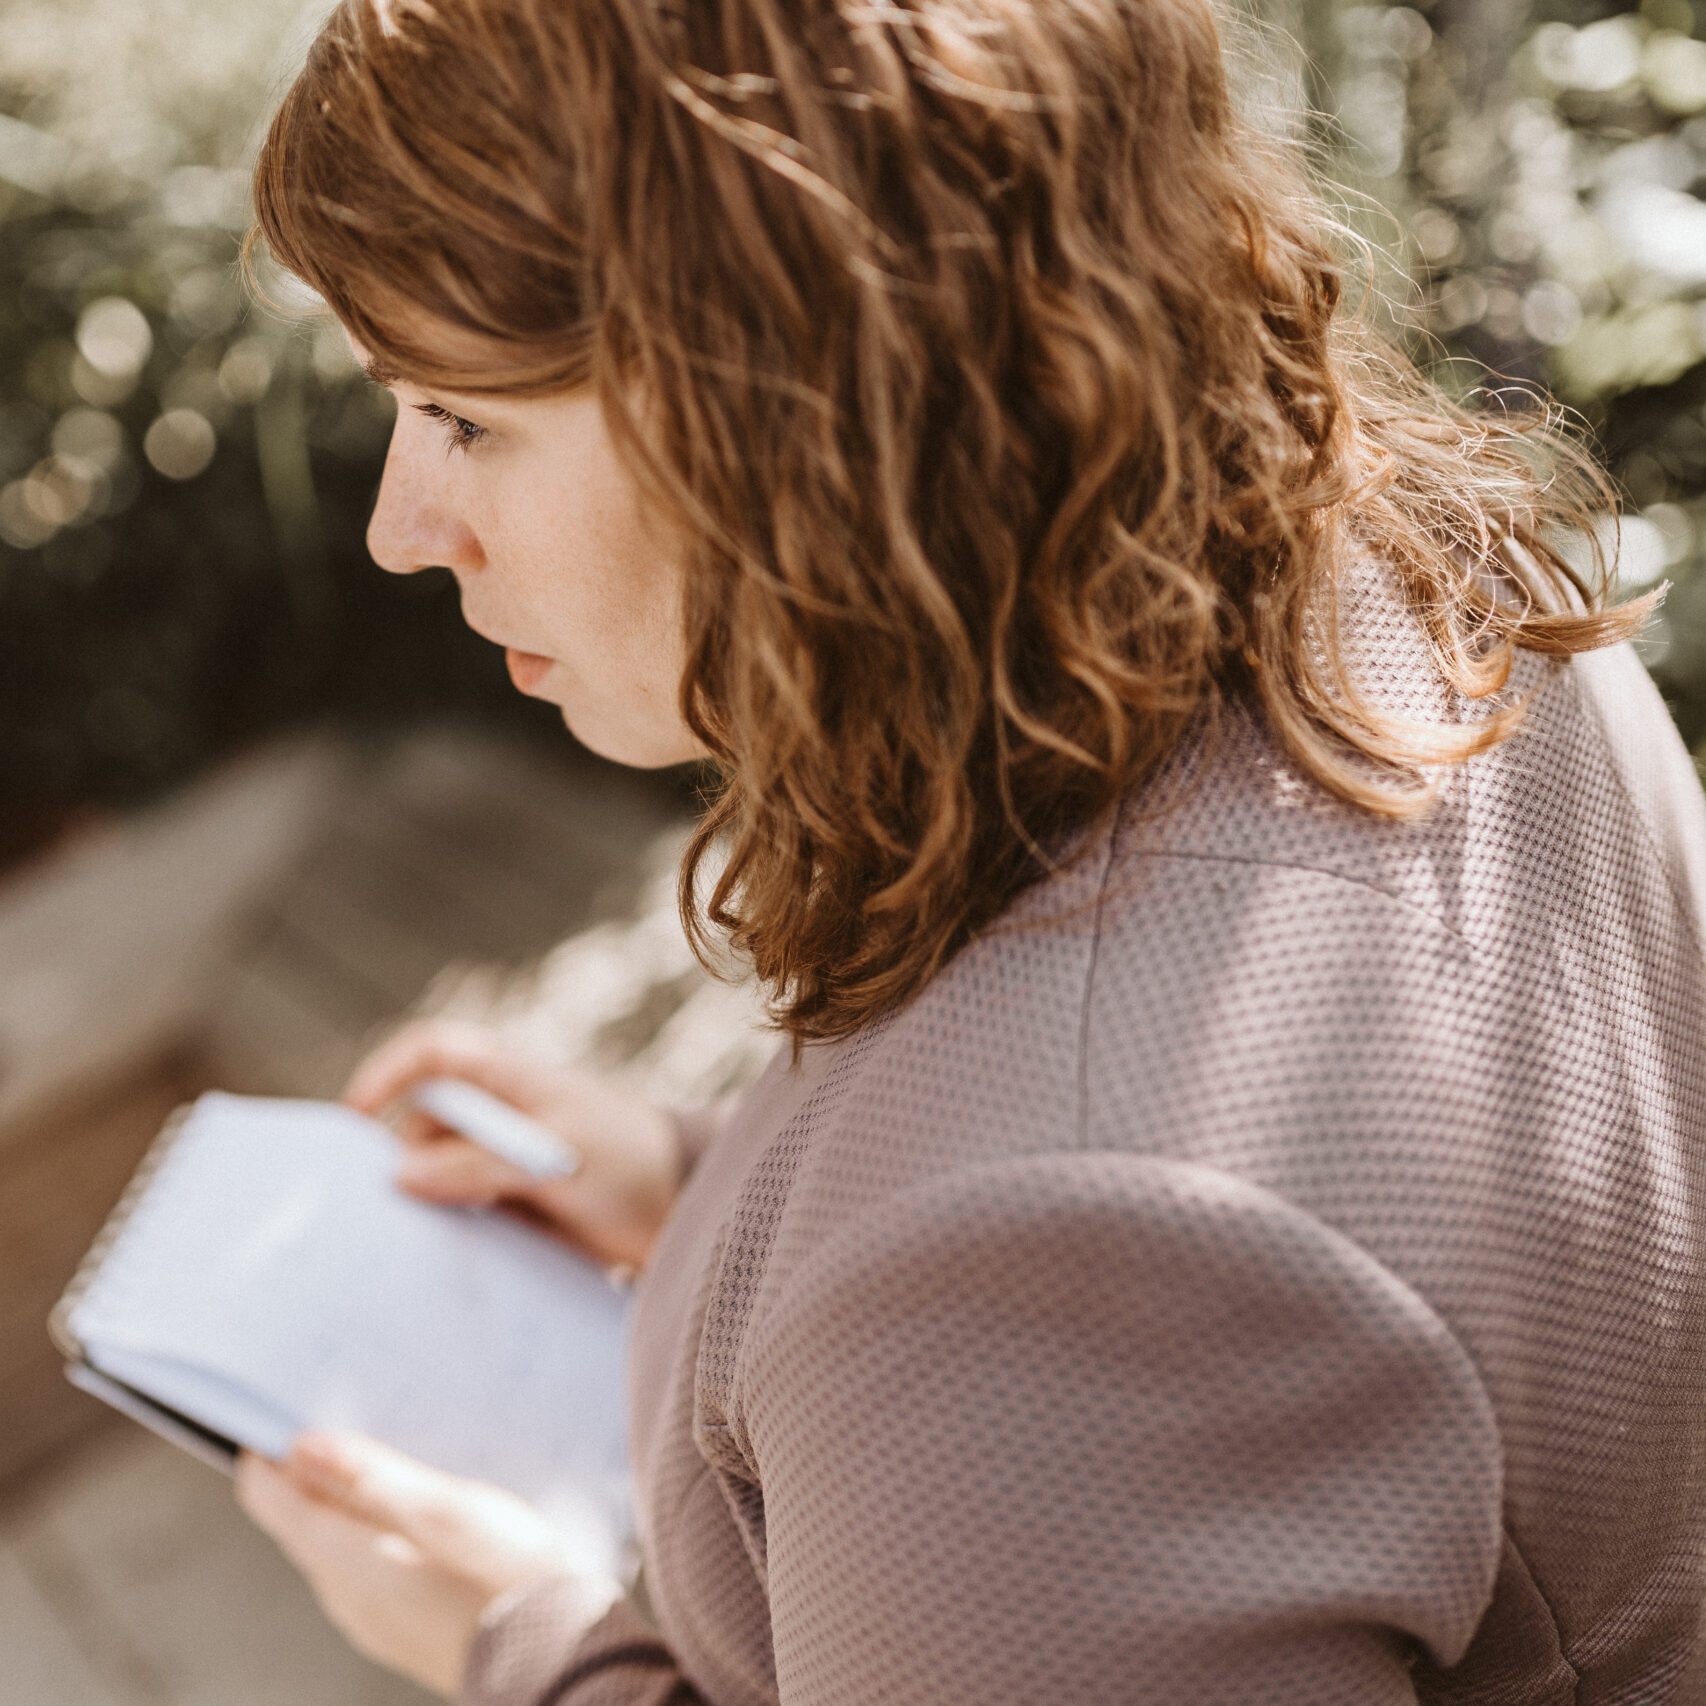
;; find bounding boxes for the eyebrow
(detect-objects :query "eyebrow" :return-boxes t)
[361,357,401,387]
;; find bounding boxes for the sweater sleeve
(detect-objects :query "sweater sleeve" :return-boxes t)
[462,1585,703,1706]
[667,1097,740,1180]
[742,1152,1504,1706]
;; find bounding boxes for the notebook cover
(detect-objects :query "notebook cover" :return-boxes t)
[66,1362,239,1474]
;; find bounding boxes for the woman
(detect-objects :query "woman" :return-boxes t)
[235,0,1706,1700]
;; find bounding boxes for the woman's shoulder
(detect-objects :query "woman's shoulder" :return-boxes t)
[782,627,1705,1187]
[743,578,1706,1260]
[1085,626,1706,1121]
[1114,623,1704,958]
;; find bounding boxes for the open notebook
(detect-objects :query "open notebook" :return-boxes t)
[52,1092,633,1565]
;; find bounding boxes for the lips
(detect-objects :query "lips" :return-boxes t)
[503,648,554,692]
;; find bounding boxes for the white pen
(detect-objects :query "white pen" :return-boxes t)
[411,1077,582,1181]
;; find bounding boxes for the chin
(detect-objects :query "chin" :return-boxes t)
[561,706,705,770]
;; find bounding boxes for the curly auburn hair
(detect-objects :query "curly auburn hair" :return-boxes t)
[253,0,1647,1043]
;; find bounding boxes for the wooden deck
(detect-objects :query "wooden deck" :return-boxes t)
[0,1429,432,1706]
[0,726,771,1704]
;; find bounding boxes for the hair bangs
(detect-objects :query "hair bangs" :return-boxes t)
[249,0,596,395]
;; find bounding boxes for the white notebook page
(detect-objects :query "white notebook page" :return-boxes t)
[67,1093,632,1556]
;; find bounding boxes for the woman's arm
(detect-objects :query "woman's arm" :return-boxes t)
[743,1152,1504,1705]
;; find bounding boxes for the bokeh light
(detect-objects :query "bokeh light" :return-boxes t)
[142,407,215,480]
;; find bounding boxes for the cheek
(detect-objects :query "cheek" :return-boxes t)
[584,553,687,703]
[463,395,699,767]
[536,485,683,669]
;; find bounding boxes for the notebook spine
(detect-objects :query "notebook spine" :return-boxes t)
[49,1100,200,1362]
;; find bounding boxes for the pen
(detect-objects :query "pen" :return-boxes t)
[410,1077,582,1181]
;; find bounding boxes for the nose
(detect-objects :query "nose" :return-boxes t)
[366,412,484,576]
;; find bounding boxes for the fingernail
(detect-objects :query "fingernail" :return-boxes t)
[290,1432,353,1486]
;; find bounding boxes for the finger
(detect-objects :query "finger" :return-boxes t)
[394,1137,537,1205]
[238,1449,442,1652]
[280,1434,614,1603]
[344,1019,530,1116]
[237,1451,387,1565]
[285,1432,496,1557]
[391,1107,460,1151]
[235,1450,293,1535]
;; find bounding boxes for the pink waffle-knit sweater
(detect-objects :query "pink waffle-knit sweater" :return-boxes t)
[461,594,1706,1704]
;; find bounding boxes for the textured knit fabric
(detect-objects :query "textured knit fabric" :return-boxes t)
[462,585,1706,1706]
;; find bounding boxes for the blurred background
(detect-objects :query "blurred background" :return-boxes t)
[2,0,1704,1700]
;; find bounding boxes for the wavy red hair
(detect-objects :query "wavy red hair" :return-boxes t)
[252,0,1646,1041]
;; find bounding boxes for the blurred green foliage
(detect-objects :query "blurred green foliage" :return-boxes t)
[0,0,557,867]
[0,0,1703,871]
[1282,0,1706,753]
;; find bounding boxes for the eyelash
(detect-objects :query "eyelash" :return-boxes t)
[413,401,488,454]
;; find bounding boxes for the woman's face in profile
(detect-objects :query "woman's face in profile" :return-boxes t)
[360,341,705,770]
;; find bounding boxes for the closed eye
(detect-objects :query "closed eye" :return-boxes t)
[413,400,488,454]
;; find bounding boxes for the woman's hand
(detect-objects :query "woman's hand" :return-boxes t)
[237,1432,617,1698]
[345,1018,684,1271]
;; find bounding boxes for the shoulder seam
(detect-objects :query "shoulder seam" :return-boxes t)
[1135,846,1481,955]
[1075,812,1122,1150]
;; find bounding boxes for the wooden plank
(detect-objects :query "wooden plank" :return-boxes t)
[0,1059,208,1488]
[285,753,668,952]
[2,1431,432,1706]
[200,729,691,1093]
[0,742,345,1137]
[0,1537,129,1706]
[367,729,680,892]
[201,939,390,1099]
